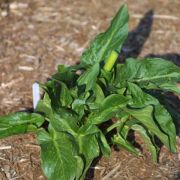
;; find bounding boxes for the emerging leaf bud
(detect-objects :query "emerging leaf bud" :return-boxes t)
[103,50,119,72]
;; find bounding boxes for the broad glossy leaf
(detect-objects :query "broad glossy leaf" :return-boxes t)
[124,106,174,152]
[84,84,105,111]
[77,124,100,178]
[93,84,105,104]
[88,94,130,125]
[0,112,44,138]
[78,124,110,158]
[77,63,99,91]
[154,105,176,152]
[80,5,129,66]
[116,58,180,88]
[72,99,86,119]
[78,123,99,135]
[36,92,52,117]
[75,156,84,180]
[43,80,61,108]
[127,82,176,152]
[127,82,158,108]
[49,109,79,135]
[78,134,99,166]
[37,128,80,180]
[59,82,73,107]
[158,83,180,93]
[131,124,157,162]
[143,82,180,94]
[37,92,80,134]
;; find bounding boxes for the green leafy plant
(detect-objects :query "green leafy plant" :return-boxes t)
[0,5,180,180]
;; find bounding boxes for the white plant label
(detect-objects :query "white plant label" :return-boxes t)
[32,82,40,110]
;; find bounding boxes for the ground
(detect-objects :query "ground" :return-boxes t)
[0,0,180,179]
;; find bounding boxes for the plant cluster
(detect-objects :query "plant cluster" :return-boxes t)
[0,5,180,180]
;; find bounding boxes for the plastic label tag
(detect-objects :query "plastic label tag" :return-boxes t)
[32,82,40,110]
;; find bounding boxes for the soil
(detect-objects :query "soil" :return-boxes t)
[0,0,180,179]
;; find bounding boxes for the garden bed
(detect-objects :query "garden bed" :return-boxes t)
[0,0,180,179]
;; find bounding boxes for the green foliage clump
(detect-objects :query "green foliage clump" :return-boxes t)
[0,5,180,180]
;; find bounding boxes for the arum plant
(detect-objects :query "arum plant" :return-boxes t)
[0,5,180,180]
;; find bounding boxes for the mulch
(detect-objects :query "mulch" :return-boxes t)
[0,0,180,179]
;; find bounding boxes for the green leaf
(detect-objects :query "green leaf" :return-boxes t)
[158,83,180,93]
[77,124,100,178]
[88,94,130,125]
[1,4,179,180]
[59,81,73,107]
[42,81,61,108]
[120,124,130,139]
[123,106,174,152]
[97,132,111,157]
[140,82,180,94]
[78,124,110,158]
[116,58,180,88]
[78,123,99,135]
[126,82,176,152]
[93,84,105,104]
[127,82,158,108]
[106,115,128,133]
[37,127,81,180]
[52,65,79,87]
[72,99,86,119]
[77,63,100,91]
[49,109,79,135]
[112,134,140,155]
[131,124,157,162]
[0,112,44,138]
[100,69,113,87]
[75,156,84,179]
[107,115,140,155]
[120,119,139,139]
[154,105,176,152]
[80,5,129,66]
[36,92,52,117]
[84,84,105,111]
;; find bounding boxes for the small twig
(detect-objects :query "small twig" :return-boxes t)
[0,77,24,89]
[24,143,40,148]
[0,145,12,150]
[89,166,104,170]
[18,66,34,71]
[9,172,26,180]
[0,156,8,161]
[18,158,28,163]
[102,163,121,180]
[132,14,179,21]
